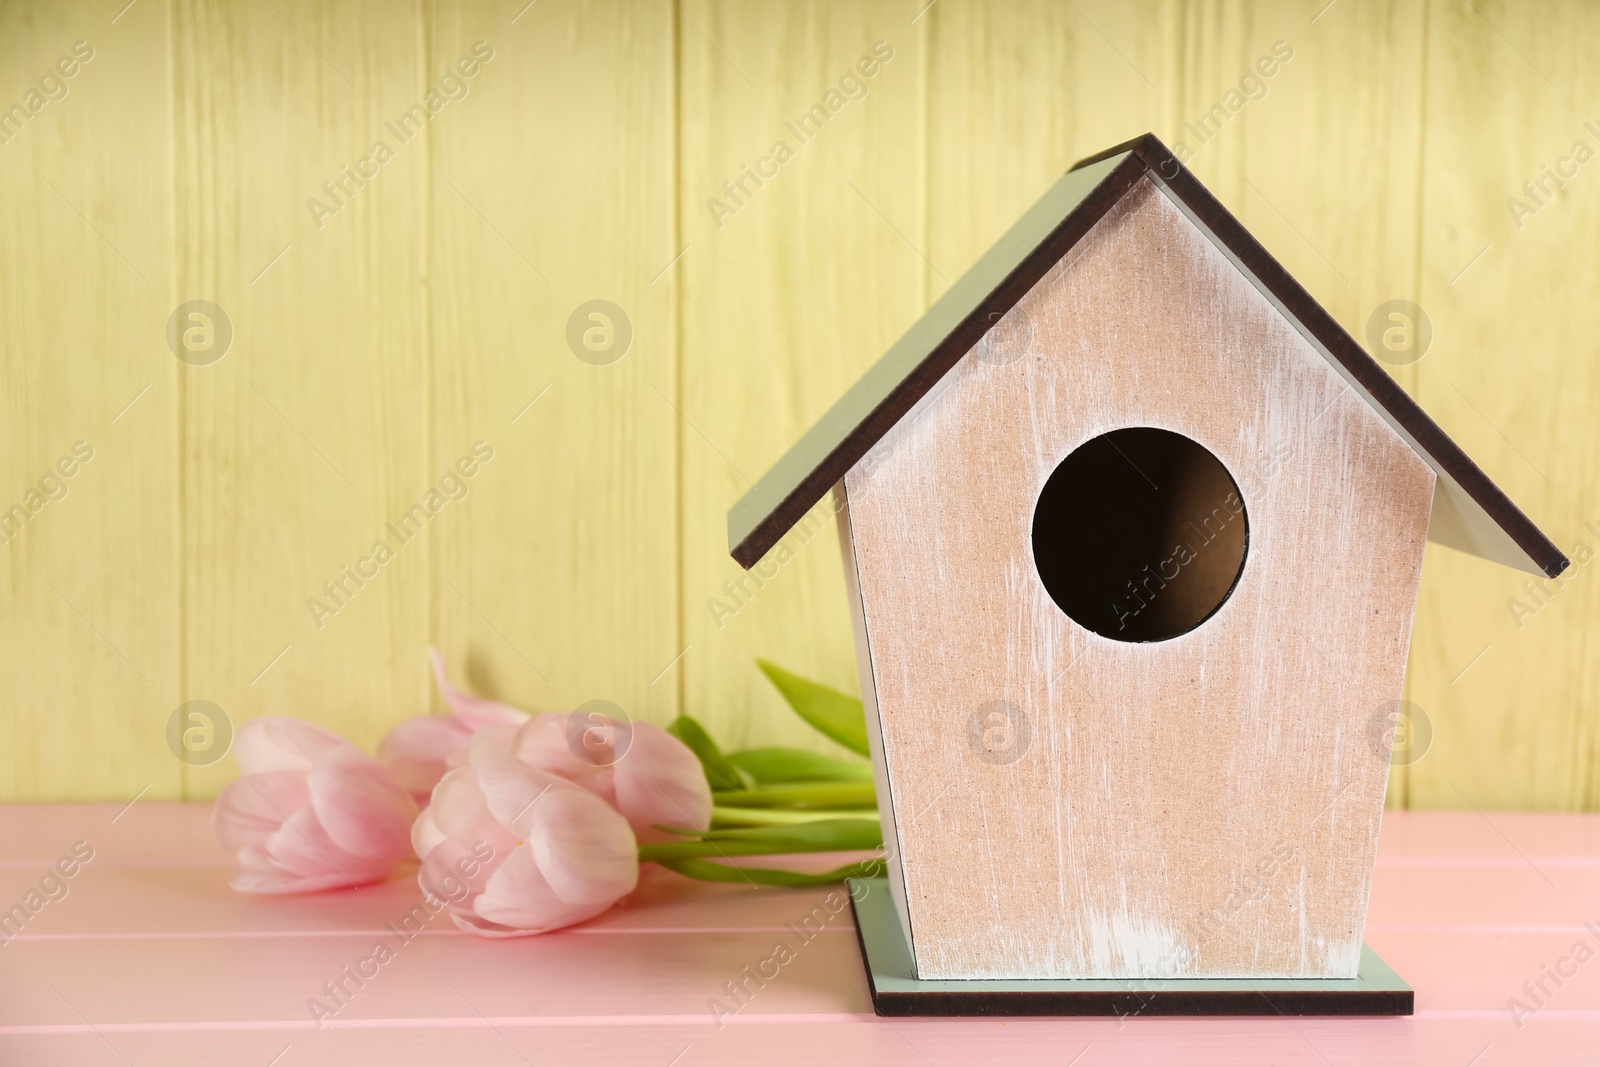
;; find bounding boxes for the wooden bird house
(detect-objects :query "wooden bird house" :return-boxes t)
[727,134,1567,991]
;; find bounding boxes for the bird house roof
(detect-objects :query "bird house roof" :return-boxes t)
[726,133,1567,579]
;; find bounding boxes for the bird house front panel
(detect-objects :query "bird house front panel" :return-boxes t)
[840,176,1436,981]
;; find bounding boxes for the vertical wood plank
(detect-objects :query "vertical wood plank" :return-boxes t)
[424,0,680,729]
[0,1,179,800]
[174,0,433,795]
[1406,0,1600,809]
[678,0,924,751]
[1181,2,1427,335]
[925,0,1168,302]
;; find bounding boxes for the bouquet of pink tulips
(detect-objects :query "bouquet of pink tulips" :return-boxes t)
[212,652,883,935]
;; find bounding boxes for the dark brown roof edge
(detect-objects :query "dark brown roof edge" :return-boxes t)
[729,132,1569,579]
[1098,134,1567,579]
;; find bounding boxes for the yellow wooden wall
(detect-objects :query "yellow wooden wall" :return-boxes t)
[2,0,1595,809]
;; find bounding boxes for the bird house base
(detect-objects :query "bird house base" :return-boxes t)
[846,878,1414,1017]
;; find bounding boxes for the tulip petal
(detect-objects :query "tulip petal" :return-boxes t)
[418,836,497,905]
[231,717,348,776]
[447,909,540,938]
[430,648,531,730]
[508,715,619,812]
[611,722,714,835]
[263,807,382,884]
[430,767,518,857]
[411,806,447,860]
[473,845,620,932]
[527,788,638,905]
[379,714,471,762]
[456,723,522,771]
[379,715,472,800]
[472,754,567,841]
[212,772,311,851]
[307,748,418,860]
[508,715,573,771]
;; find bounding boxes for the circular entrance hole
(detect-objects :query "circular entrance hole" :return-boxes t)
[1031,427,1248,642]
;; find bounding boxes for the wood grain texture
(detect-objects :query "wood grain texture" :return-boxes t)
[843,179,1436,979]
[837,487,915,957]
[5,803,1600,1062]
[1194,0,1431,807]
[0,3,179,801]
[923,0,1166,308]
[1404,0,1600,811]
[424,0,681,732]
[0,0,1596,810]
[677,1,923,752]
[173,0,434,797]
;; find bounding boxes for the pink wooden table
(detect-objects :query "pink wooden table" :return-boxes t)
[2,804,1598,1064]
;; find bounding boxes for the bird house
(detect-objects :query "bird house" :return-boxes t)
[727,134,1567,1002]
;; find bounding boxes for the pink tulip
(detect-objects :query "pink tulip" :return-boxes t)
[510,714,713,842]
[412,746,639,935]
[213,718,418,894]
[378,648,529,802]
[395,652,713,841]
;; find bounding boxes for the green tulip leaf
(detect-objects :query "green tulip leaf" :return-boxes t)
[712,805,880,829]
[639,818,883,862]
[666,714,750,791]
[727,746,873,784]
[756,659,870,757]
[703,818,882,849]
[656,857,886,887]
[712,782,876,810]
